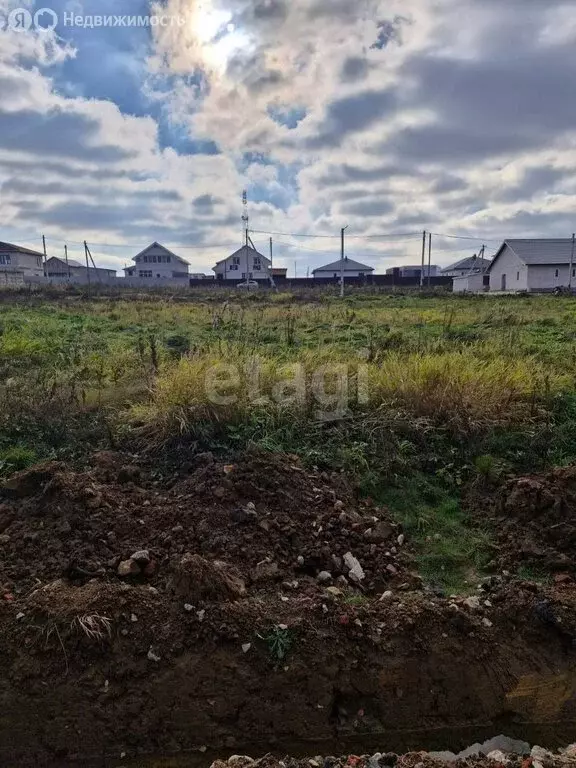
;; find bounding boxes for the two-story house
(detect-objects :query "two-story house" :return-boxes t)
[0,241,45,278]
[124,242,190,280]
[213,245,271,281]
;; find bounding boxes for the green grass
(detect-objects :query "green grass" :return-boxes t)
[375,474,493,593]
[2,290,576,589]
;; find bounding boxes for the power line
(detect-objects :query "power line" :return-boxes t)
[249,228,422,240]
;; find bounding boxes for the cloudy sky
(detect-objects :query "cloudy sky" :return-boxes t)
[1,0,576,274]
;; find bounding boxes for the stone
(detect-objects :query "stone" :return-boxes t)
[334,500,344,511]
[386,564,398,576]
[130,614,138,623]
[147,648,161,662]
[317,571,332,583]
[117,559,140,577]
[184,604,194,612]
[482,617,493,628]
[0,534,10,544]
[379,591,393,601]
[16,612,25,620]
[343,552,365,582]
[366,521,394,543]
[297,556,305,566]
[197,609,206,622]
[242,643,251,653]
[130,550,150,565]
[463,596,481,611]
[251,561,281,583]
[531,746,555,764]
[326,587,343,596]
[487,751,511,764]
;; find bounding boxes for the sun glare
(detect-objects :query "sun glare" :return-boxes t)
[190,2,250,72]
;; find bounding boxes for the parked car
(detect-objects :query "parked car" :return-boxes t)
[236,280,259,290]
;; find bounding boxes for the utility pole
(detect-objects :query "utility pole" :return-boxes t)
[269,237,276,289]
[42,235,47,275]
[64,244,70,279]
[242,190,249,283]
[84,240,91,287]
[427,232,432,288]
[569,233,575,292]
[420,230,426,289]
[294,261,297,279]
[340,225,348,298]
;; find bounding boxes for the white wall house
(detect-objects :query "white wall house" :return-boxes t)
[0,241,44,278]
[214,245,271,280]
[452,272,490,293]
[313,257,375,279]
[442,255,492,278]
[124,242,190,281]
[488,239,576,293]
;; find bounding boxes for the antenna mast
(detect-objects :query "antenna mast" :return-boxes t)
[242,190,249,247]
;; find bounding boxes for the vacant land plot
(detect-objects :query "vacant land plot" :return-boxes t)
[2,289,576,590]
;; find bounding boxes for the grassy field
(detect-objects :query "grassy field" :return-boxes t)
[2,288,576,591]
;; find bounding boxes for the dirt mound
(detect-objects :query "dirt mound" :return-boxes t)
[0,449,415,599]
[480,466,576,572]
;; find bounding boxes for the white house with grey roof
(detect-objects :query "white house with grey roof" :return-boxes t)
[442,254,492,278]
[124,242,190,281]
[488,239,576,293]
[213,245,271,280]
[313,257,374,279]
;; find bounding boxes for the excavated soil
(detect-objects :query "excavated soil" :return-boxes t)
[471,465,576,574]
[0,453,576,766]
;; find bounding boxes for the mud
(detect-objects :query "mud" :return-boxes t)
[0,454,576,766]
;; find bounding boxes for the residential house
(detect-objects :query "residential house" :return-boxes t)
[0,241,44,278]
[45,256,116,282]
[313,257,375,279]
[385,265,439,278]
[488,239,576,293]
[271,267,288,279]
[441,255,492,278]
[124,242,190,280]
[213,245,271,280]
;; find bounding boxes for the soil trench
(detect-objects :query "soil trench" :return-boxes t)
[1,453,576,766]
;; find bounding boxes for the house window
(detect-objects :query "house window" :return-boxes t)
[555,269,560,278]
[167,256,171,263]
[242,272,246,279]
[232,257,240,265]
[572,269,575,278]
[230,264,238,271]
[139,270,153,278]
[253,258,261,269]
[143,256,148,263]
[152,255,157,263]
[517,271,520,281]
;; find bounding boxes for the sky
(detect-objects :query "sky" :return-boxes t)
[1,0,576,275]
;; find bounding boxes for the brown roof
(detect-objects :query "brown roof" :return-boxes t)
[0,241,44,257]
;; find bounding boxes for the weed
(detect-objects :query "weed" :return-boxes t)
[71,614,113,641]
[258,625,293,661]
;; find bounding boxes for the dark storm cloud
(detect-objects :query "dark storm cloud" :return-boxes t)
[308,88,397,149]
[0,109,134,162]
